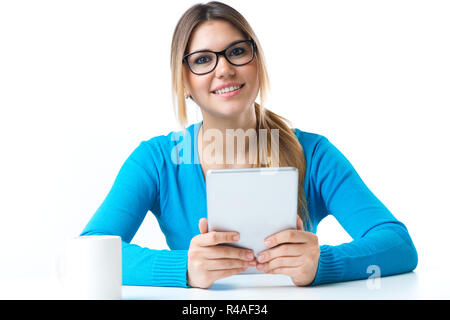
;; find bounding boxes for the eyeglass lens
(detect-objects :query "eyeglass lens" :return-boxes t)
[187,41,253,75]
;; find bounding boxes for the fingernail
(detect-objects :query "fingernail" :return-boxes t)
[264,239,272,247]
[258,254,265,262]
[246,252,253,260]
[249,261,256,266]
[233,234,239,241]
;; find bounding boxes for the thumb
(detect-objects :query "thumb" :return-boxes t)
[199,218,208,234]
[297,215,304,231]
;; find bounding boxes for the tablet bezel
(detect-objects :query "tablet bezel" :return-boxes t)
[206,167,299,274]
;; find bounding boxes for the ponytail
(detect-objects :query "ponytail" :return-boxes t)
[254,103,310,230]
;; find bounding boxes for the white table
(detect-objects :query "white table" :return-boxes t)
[1,265,448,300]
[122,269,446,300]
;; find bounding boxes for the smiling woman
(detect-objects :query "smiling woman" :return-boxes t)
[170,3,310,231]
[80,1,418,289]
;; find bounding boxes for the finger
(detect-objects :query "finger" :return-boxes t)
[297,215,304,231]
[264,229,310,248]
[257,243,304,263]
[266,266,298,277]
[210,267,248,281]
[198,231,240,247]
[258,256,301,273]
[199,218,208,234]
[204,246,255,261]
[204,258,256,271]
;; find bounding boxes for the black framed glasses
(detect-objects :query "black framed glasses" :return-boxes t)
[183,39,256,75]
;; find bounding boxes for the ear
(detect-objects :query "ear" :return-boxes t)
[182,64,190,87]
[182,72,191,99]
[297,215,304,231]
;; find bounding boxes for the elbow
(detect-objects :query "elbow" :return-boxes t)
[79,228,119,238]
[403,235,419,273]
[79,226,129,242]
[366,222,419,275]
[79,228,104,237]
[389,224,419,274]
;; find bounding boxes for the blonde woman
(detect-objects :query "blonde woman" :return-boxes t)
[81,1,418,289]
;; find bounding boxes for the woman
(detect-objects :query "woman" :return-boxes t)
[81,1,418,289]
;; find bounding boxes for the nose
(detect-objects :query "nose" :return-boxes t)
[215,55,235,78]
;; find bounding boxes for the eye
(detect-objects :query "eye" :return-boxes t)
[229,47,246,56]
[194,56,212,65]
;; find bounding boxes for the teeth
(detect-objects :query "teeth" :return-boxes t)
[214,85,242,95]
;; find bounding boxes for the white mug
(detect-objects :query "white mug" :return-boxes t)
[58,235,122,300]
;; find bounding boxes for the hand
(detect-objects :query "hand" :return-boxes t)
[256,216,320,286]
[187,218,256,289]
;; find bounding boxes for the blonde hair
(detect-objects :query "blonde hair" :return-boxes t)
[170,1,310,229]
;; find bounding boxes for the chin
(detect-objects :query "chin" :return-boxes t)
[200,94,255,119]
[214,104,250,119]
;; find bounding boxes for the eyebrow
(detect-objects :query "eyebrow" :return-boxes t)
[188,39,248,54]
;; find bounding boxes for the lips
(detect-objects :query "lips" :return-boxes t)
[211,83,245,95]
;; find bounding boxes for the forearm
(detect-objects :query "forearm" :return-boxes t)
[121,242,189,287]
[311,222,418,286]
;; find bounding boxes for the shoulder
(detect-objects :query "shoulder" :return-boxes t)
[292,128,352,173]
[292,128,331,160]
[134,123,197,165]
[292,128,357,178]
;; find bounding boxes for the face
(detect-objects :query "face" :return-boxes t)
[183,19,259,121]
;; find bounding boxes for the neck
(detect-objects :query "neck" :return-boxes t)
[198,106,258,167]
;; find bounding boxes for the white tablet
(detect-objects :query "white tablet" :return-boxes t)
[206,167,298,274]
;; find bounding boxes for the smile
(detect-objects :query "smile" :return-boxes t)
[212,84,245,98]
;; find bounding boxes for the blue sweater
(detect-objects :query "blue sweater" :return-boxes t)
[81,121,418,287]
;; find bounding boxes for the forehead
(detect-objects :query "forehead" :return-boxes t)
[188,19,247,53]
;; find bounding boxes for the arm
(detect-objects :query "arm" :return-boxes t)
[80,141,189,287]
[310,137,418,285]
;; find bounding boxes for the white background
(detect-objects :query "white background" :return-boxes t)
[0,0,449,286]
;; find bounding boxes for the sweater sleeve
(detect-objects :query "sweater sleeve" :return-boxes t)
[80,141,189,287]
[309,137,418,286]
